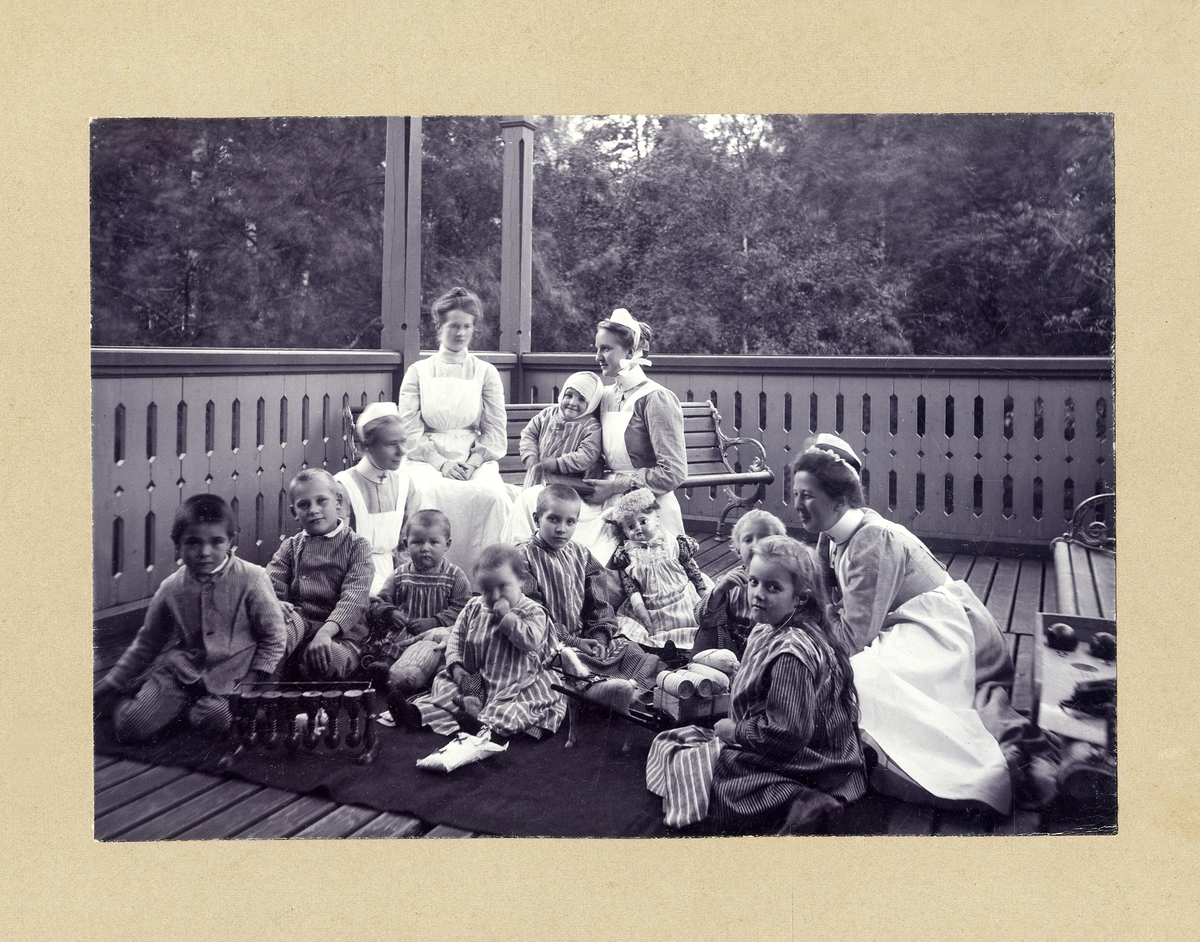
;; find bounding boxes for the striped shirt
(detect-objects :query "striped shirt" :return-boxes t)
[419,595,566,737]
[365,557,473,660]
[519,536,616,646]
[100,553,288,695]
[694,566,755,657]
[717,617,866,802]
[519,406,603,479]
[265,524,374,644]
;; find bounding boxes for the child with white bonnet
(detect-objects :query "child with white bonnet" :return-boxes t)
[519,370,605,493]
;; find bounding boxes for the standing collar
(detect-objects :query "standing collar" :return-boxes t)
[826,507,866,545]
[436,346,469,365]
[190,551,232,583]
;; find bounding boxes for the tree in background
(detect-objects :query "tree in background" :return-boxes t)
[91,117,386,348]
[91,114,1113,356]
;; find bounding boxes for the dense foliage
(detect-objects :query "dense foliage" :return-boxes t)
[91,114,1113,356]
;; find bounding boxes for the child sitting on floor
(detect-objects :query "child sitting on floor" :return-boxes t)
[646,535,867,834]
[519,371,605,491]
[361,509,473,716]
[605,487,710,650]
[267,469,374,681]
[405,544,567,741]
[520,484,662,693]
[693,509,788,659]
[93,495,287,743]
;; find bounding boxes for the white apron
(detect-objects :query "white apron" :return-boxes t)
[849,582,1013,813]
[406,372,512,582]
[334,462,410,595]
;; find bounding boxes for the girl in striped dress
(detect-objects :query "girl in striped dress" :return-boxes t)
[410,544,566,741]
[646,536,866,834]
[606,488,710,649]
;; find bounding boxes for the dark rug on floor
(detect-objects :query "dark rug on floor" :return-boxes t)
[94,711,671,838]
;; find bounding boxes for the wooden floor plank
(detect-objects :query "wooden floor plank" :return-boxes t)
[424,824,477,838]
[933,551,953,567]
[292,805,381,839]
[984,557,1021,633]
[885,804,937,836]
[1011,559,1045,636]
[94,765,189,817]
[94,754,120,771]
[172,787,299,840]
[965,556,998,607]
[97,772,225,841]
[1011,634,1035,717]
[94,758,154,792]
[114,779,263,841]
[1041,556,1059,615]
[235,795,339,839]
[945,554,974,582]
[348,811,425,839]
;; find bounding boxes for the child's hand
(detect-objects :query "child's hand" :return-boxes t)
[390,610,412,633]
[489,598,512,624]
[714,718,738,744]
[303,623,339,676]
[449,664,468,686]
[573,638,602,656]
[411,617,438,634]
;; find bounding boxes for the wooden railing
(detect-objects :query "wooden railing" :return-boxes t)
[521,353,1114,553]
[93,347,1112,615]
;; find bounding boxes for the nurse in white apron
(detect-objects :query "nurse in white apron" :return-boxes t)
[397,287,513,583]
[333,401,413,595]
[501,309,688,567]
[791,434,1059,813]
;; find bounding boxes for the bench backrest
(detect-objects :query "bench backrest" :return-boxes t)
[499,400,728,487]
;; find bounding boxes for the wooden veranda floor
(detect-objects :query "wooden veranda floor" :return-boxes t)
[93,533,1061,840]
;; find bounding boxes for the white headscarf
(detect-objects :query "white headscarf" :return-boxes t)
[560,371,604,416]
[606,308,653,372]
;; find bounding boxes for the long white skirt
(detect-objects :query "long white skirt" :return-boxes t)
[501,480,684,567]
[407,460,513,585]
[850,582,1012,814]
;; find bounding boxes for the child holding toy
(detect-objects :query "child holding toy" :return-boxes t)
[519,371,605,491]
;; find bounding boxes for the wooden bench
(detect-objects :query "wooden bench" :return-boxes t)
[346,400,775,540]
[500,400,774,540]
[1034,492,1116,753]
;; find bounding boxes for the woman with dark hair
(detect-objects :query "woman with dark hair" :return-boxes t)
[397,287,513,580]
[790,434,1059,813]
[503,308,688,567]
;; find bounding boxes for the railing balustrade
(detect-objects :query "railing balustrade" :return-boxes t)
[93,347,1112,617]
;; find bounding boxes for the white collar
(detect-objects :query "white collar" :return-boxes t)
[305,520,345,541]
[192,552,232,582]
[825,507,865,546]
[355,455,392,484]
[437,346,469,364]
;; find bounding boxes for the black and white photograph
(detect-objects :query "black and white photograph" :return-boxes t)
[90,113,1116,841]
